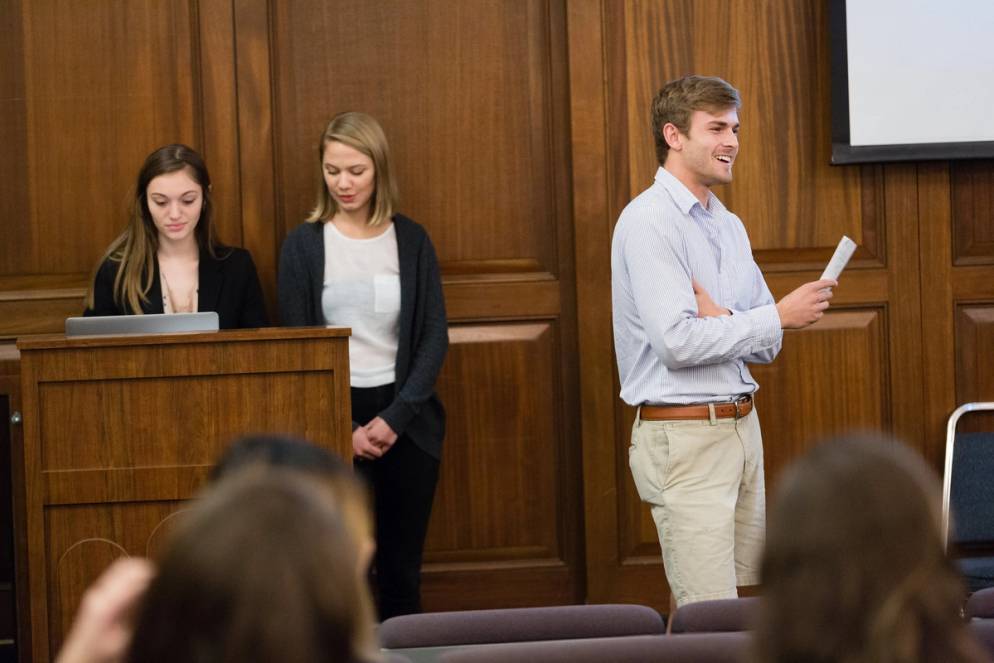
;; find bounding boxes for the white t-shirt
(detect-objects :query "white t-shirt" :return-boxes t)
[321,221,401,387]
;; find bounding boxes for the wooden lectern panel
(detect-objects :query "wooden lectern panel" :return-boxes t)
[46,501,185,651]
[39,372,335,471]
[16,327,351,661]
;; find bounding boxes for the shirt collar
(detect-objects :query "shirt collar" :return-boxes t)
[654,166,725,215]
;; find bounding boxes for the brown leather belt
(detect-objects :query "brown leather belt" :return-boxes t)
[640,395,753,421]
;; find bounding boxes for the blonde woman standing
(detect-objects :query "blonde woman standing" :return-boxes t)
[279,112,448,619]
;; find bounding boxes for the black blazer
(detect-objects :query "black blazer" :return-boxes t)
[84,247,268,329]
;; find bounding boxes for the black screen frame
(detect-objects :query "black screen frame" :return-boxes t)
[829,0,994,165]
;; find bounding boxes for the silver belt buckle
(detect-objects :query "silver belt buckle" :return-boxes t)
[734,396,748,419]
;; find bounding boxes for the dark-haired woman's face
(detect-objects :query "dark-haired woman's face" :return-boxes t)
[147,169,203,246]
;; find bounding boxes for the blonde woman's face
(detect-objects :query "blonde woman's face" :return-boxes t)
[322,141,375,217]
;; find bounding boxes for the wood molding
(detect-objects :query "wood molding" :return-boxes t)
[425,318,580,605]
[918,162,957,464]
[199,0,243,248]
[951,161,994,266]
[566,0,622,604]
[232,0,279,320]
[430,322,564,562]
[880,164,925,451]
[0,0,29,279]
[0,292,88,340]
[443,281,560,322]
[755,163,887,272]
[954,304,994,433]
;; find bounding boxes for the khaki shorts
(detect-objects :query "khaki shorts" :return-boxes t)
[628,407,765,607]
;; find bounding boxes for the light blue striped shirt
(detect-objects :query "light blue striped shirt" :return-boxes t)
[611,167,783,405]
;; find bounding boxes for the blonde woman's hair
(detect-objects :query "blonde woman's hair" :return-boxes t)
[84,144,222,313]
[307,112,399,227]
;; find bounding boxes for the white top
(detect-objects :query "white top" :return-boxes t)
[322,222,401,387]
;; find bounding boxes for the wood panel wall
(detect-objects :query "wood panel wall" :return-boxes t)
[1,0,993,623]
[0,0,584,627]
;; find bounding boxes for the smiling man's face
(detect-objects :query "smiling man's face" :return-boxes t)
[665,107,740,199]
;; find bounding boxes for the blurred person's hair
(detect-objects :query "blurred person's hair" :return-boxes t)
[753,434,986,663]
[211,433,350,479]
[211,434,373,550]
[126,470,378,663]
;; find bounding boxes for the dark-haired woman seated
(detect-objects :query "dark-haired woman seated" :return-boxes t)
[83,144,267,329]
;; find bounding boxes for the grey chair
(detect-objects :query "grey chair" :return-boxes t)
[942,403,994,593]
[668,597,759,634]
[438,632,750,663]
[967,587,994,620]
[381,654,414,663]
[379,604,665,649]
[969,619,994,658]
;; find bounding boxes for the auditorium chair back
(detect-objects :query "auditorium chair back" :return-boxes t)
[437,632,750,663]
[969,619,994,659]
[967,588,994,620]
[378,604,665,649]
[668,597,759,634]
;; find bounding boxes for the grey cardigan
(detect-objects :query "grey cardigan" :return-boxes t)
[278,215,448,459]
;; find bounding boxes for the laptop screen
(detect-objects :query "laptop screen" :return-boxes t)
[64,312,220,337]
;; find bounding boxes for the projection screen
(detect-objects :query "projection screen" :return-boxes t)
[830,0,994,164]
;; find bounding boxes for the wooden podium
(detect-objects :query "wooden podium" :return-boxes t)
[15,327,351,662]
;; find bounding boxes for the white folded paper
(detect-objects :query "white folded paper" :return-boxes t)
[820,236,857,281]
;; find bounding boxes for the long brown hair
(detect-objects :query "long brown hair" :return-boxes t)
[84,144,223,313]
[210,434,374,564]
[753,435,986,663]
[125,470,378,663]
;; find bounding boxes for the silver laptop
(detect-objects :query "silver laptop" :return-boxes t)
[65,312,220,337]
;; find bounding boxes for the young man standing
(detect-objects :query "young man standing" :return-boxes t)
[611,75,835,608]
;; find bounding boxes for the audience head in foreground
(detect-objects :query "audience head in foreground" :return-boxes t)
[126,469,378,663]
[753,434,986,663]
[211,434,374,569]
